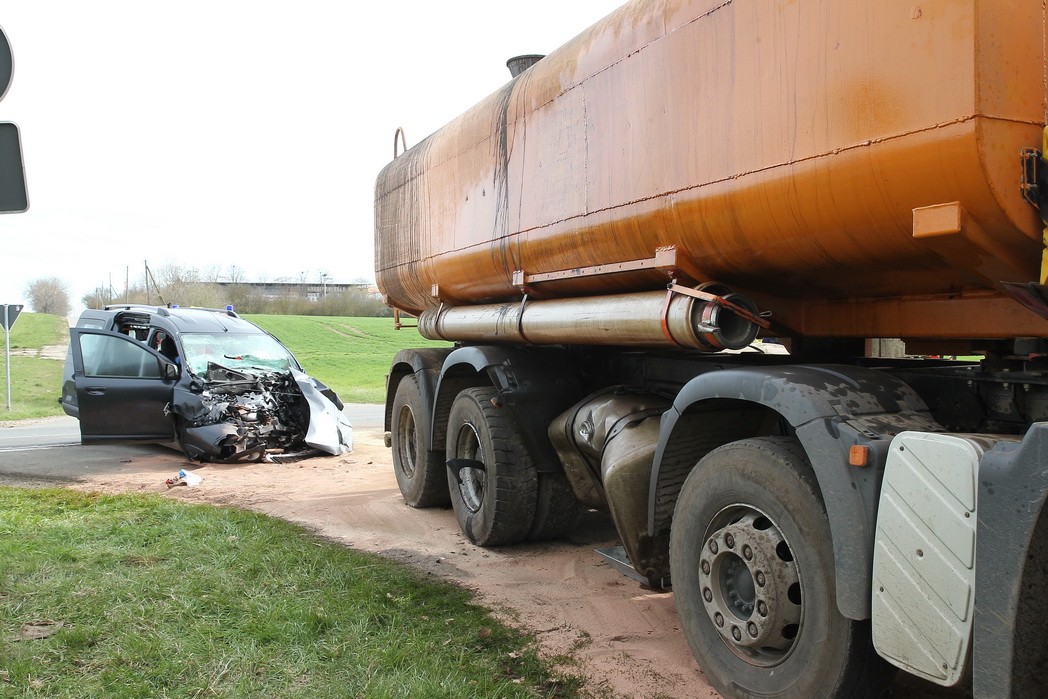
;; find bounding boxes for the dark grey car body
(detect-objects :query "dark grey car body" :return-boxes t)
[61,305,348,462]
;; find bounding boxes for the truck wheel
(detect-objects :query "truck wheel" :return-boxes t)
[528,473,584,541]
[391,375,449,508]
[445,387,537,546]
[670,437,893,698]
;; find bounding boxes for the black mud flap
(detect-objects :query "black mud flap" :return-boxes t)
[595,545,670,589]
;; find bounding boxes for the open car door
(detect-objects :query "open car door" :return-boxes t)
[69,328,179,442]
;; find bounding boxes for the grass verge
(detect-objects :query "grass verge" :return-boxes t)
[0,356,64,420]
[0,487,581,698]
[1,313,67,421]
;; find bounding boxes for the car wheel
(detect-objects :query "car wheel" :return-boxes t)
[446,387,537,546]
[670,437,894,698]
[391,375,449,507]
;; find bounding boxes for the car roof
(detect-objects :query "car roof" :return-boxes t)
[80,305,267,334]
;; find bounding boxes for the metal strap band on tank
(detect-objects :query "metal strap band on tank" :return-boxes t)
[660,283,687,348]
[605,407,669,444]
[434,302,447,341]
[517,294,532,344]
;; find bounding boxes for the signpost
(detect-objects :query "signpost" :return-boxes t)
[1,303,22,410]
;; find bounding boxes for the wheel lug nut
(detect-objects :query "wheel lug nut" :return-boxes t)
[714,612,724,628]
[755,571,766,587]
[757,600,768,616]
[742,545,752,560]
[725,533,735,548]
[731,626,742,641]
[747,622,758,637]
[703,588,713,603]
[708,540,719,554]
[701,560,710,575]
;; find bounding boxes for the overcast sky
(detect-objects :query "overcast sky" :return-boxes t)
[0,1,625,311]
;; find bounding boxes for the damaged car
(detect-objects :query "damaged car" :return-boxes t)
[61,305,352,462]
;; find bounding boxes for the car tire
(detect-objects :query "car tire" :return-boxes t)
[391,375,450,508]
[446,387,537,546]
[670,437,894,698]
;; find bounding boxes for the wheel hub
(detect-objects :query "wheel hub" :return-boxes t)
[396,405,417,477]
[699,510,802,664]
[454,423,486,512]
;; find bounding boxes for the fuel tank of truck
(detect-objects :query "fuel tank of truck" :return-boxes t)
[375,0,1048,341]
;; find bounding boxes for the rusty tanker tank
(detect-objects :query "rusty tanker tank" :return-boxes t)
[376,0,1048,346]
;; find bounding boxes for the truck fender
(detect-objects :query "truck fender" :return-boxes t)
[972,422,1048,699]
[650,364,938,620]
[437,346,581,472]
[384,348,455,447]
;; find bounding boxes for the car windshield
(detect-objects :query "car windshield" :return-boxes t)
[179,332,298,376]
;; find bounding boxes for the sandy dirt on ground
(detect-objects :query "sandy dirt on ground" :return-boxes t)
[11,426,949,698]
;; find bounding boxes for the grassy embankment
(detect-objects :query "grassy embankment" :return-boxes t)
[0,487,581,698]
[0,313,445,421]
[0,312,67,421]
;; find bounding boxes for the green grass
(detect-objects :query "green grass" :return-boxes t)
[5,311,66,350]
[247,315,449,404]
[1,356,65,420]
[0,487,582,699]
[1,312,67,421]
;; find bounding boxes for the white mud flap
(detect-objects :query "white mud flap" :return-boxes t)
[872,432,988,686]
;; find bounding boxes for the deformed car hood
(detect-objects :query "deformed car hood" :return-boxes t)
[171,363,351,463]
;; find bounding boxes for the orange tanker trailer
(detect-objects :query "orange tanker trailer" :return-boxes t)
[375,2,1048,697]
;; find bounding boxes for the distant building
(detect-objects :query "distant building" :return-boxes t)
[213,281,375,302]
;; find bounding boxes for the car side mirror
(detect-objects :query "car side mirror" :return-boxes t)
[162,361,179,380]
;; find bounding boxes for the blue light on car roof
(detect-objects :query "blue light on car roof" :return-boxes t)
[226,305,235,312]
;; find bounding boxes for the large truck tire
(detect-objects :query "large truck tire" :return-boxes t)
[391,375,450,508]
[669,437,893,698]
[528,472,585,541]
[445,387,537,546]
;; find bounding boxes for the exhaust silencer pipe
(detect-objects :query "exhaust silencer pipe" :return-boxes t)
[418,286,761,351]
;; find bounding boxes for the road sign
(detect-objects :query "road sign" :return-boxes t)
[0,26,25,214]
[0,123,27,213]
[2,303,22,411]
[1,303,21,330]
[0,25,11,102]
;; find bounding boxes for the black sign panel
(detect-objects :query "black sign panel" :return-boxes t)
[0,25,11,102]
[0,123,27,213]
[1,304,22,330]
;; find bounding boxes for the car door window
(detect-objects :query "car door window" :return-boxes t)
[79,334,163,378]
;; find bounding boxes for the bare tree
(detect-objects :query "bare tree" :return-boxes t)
[81,286,110,309]
[226,264,246,284]
[25,277,71,317]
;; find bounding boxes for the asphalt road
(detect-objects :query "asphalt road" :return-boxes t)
[0,404,385,482]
